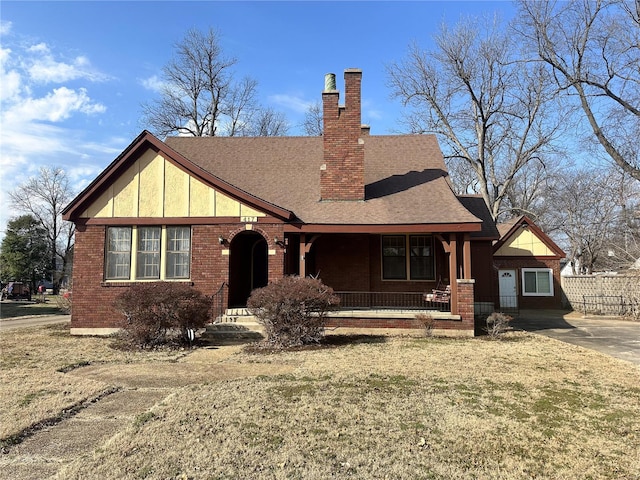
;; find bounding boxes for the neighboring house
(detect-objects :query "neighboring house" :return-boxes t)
[493,216,565,309]
[62,68,500,336]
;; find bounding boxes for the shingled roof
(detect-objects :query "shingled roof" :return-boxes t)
[165,134,483,229]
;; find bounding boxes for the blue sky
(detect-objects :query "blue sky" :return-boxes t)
[0,1,517,235]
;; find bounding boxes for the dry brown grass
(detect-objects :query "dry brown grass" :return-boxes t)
[0,323,182,442]
[2,324,640,479]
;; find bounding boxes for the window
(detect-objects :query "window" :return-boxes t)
[522,268,553,296]
[382,235,434,280]
[166,227,191,279]
[105,226,191,281]
[382,236,406,279]
[106,227,132,279]
[409,235,433,280]
[136,227,161,279]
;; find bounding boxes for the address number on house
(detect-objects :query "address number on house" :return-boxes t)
[241,216,258,223]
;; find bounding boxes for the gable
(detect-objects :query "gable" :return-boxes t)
[494,227,556,257]
[80,148,266,219]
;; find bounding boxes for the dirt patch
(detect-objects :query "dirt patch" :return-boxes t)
[69,361,295,388]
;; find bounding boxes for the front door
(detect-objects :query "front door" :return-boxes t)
[498,269,518,309]
[228,231,268,307]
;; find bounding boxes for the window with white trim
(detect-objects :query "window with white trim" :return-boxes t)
[104,226,191,281]
[136,227,161,279]
[106,227,132,280]
[382,235,434,281]
[166,226,191,279]
[522,268,553,296]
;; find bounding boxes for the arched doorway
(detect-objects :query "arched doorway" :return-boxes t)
[228,231,268,307]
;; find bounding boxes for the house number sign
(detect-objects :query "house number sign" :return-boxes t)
[241,216,258,223]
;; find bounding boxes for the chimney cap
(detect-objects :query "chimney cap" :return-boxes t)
[324,73,337,92]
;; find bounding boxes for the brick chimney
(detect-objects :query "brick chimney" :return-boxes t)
[320,68,365,201]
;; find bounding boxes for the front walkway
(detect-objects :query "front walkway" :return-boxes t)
[512,310,640,367]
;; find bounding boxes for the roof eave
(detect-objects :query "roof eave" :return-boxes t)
[283,222,483,234]
[62,131,295,222]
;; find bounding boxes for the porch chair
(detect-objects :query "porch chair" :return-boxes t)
[424,285,451,304]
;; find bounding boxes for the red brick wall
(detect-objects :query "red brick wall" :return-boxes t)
[70,223,286,330]
[456,279,475,331]
[312,234,371,291]
[493,256,563,308]
[321,69,364,201]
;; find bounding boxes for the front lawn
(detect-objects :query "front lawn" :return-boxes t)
[1,324,639,479]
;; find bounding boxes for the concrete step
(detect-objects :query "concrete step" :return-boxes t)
[201,321,264,345]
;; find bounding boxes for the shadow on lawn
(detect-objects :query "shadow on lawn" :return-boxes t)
[244,334,388,354]
[0,300,66,319]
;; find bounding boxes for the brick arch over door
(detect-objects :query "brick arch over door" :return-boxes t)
[227,230,268,307]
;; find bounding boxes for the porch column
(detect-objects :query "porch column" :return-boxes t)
[299,233,306,277]
[449,235,458,315]
[463,233,472,279]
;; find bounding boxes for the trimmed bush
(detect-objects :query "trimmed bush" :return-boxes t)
[414,312,435,337]
[247,276,340,348]
[485,312,512,338]
[113,282,211,349]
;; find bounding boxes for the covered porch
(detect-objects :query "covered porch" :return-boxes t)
[282,225,481,333]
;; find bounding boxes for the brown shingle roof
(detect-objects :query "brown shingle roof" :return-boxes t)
[165,134,482,227]
[457,195,500,239]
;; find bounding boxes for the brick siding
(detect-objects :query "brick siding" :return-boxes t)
[70,223,286,330]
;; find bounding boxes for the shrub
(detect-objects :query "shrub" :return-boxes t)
[113,282,211,349]
[414,313,435,337]
[485,312,512,338]
[247,276,340,348]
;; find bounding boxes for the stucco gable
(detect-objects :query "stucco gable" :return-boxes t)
[494,216,565,258]
[62,131,293,222]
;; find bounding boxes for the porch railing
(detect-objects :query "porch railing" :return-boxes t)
[211,282,228,322]
[334,291,450,312]
[474,296,519,317]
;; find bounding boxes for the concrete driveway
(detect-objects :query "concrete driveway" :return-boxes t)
[512,310,640,367]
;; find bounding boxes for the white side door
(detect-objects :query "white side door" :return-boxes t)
[498,269,518,309]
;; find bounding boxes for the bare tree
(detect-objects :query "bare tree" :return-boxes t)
[9,167,75,293]
[301,101,323,136]
[142,28,288,137]
[388,15,565,220]
[544,165,639,274]
[503,153,568,224]
[517,0,640,181]
[246,107,289,137]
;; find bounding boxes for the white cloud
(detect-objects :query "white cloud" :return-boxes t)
[140,74,165,93]
[25,42,109,83]
[268,93,314,113]
[0,20,11,36]
[5,86,105,123]
[0,35,114,236]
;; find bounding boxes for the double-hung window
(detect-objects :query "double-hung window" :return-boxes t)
[382,235,434,281]
[106,227,132,280]
[104,226,191,281]
[136,227,161,279]
[166,226,191,279]
[522,268,553,296]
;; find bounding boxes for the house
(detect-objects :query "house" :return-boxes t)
[493,215,565,309]
[62,68,501,336]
